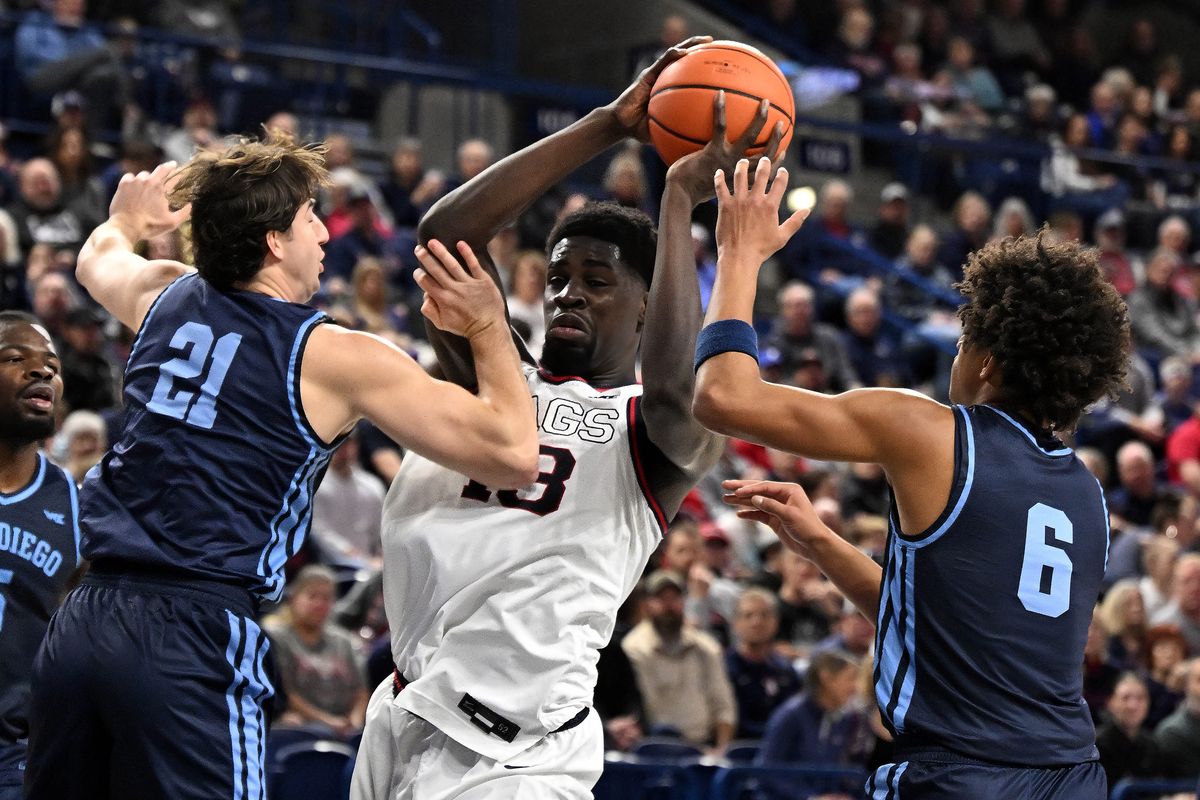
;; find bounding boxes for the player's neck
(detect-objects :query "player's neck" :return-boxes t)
[236,266,303,304]
[0,441,40,494]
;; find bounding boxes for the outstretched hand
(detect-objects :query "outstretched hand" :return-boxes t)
[414,239,507,340]
[713,156,808,274]
[722,478,829,559]
[607,35,714,141]
[109,161,191,243]
[667,91,788,205]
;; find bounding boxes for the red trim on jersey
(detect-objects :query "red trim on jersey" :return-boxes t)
[626,396,668,533]
[536,366,639,393]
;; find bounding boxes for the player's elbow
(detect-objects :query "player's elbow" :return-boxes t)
[692,376,743,437]
[484,442,540,490]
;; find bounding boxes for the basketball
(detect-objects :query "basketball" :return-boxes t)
[648,41,796,166]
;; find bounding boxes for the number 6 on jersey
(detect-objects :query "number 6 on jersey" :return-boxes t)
[1017,503,1074,618]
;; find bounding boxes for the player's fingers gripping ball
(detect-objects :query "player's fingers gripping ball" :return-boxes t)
[648,40,795,165]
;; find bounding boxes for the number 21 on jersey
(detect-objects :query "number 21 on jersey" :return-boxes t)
[461,445,576,516]
[1018,503,1074,618]
[147,321,242,429]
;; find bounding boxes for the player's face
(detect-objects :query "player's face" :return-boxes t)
[0,322,62,446]
[540,236,646,380]
[279,200,329,302]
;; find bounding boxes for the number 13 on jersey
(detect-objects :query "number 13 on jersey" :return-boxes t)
[461,445,576,516]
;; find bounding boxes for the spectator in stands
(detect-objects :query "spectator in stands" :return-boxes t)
[825,7,887,87]
[887,224,955,322]
[0,209,21,311]
[1153,658,1200,778]
[8,158,94,255]
[1012,83,1060,143]
[57,306,116,412]
[160,98,220,164]
[323,184,394,283]
[841,287,904,387]
[1129,249,1200,361]
[629,14,690,77]
[840,461,889,520]
[1084,613,1121,724]
[1154,357,1196,435]
[725,588,801,741]
[1086,81,1121,149]
[445,138,494,194]
[1117,19,1162,88]
[310,432,386,562]
[55,408,106,485]
[378,138,444,231]
[266,565,369,740]
[1109,441,1173,530]
[765,282,859,393]
[786,179,870,286]
[991,197,1036,241]
[1095,672,1163,788]
[1095,208,1140,297]
[14,0,131,134]
[1150,126,1200,216]
[1099,579,1149,671]
[775,549,841,662]
[348,258,407,341]
[944,36,1004,113]
[323,134,356,171]
[692,223,718,311]
[937,191,990,279]
[1042,113,1122,215]
[1151,554,1200,654]
[1153,56,1185,118]
[758,649,864,778]
[1141,514,1183,619]
[506,249,547,357]
[98,139,160,206]
[1051,25,1100,109]
[46,126,103,223]
[869,183,911,260]
[985,0,1050,93]
[622,570,737,753]
[813,605,875,661]
[602,148,648,212]
[1146,624,1188,726]
[1110,114,1152,201]
[28,272,78,340]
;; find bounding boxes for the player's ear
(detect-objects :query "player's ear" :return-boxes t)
[980,351,1001,387]
[264,229,285,260]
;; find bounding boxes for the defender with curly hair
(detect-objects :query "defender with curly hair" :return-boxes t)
[693,157,1129,800]
[26,133,538,799]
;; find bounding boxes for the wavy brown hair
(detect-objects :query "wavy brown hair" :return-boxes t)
[168,131,329,290]
[956,230,1130,432]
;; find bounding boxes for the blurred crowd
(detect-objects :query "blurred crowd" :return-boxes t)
[5,0,1200,794]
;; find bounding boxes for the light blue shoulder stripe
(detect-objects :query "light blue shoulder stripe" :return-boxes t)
[982,405,1073,457]
[903,405,975,550]
[1096,476,1111,572]
[285,311,329,451]
[65,470,82,564]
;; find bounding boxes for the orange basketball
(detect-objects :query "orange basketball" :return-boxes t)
[648,41,795,166]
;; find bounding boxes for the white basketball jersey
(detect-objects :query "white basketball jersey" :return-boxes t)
[380,363,666,762]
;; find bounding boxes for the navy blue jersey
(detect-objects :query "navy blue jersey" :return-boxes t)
[0,454,80,744]
[80,273,340,601]
[875,404,1108,766]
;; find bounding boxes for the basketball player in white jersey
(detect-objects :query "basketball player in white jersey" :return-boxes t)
[351,37,787,799]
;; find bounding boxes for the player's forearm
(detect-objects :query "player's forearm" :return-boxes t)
[465,323,539,487]
[76,216,139,286]
[803,526,882,620]
[640,183,720,469]
[418,108,625,248]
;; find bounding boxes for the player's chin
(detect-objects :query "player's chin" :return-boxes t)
[540,337,592,371]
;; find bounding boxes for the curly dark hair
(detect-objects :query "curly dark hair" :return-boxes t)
[545,201,656,287]
[167,131,330,291]
[956,230,1130,432]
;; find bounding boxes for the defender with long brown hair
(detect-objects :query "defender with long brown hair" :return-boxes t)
[24,133,538,800]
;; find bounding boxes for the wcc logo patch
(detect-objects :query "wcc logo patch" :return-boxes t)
[42,510,65,526]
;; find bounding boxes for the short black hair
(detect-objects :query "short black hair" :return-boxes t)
[0,310,41,328]
[956,231,1130,432]
[545,201,656,287]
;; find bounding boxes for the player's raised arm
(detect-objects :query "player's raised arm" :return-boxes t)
[691,157,953,472]
[416,36,713,387]
[637,93,785,514]
[303,239,538,490]
[76,162,193,331]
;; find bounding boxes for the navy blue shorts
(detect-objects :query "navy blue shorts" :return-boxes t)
[25,569,274,800]
[866,755,1107,800]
